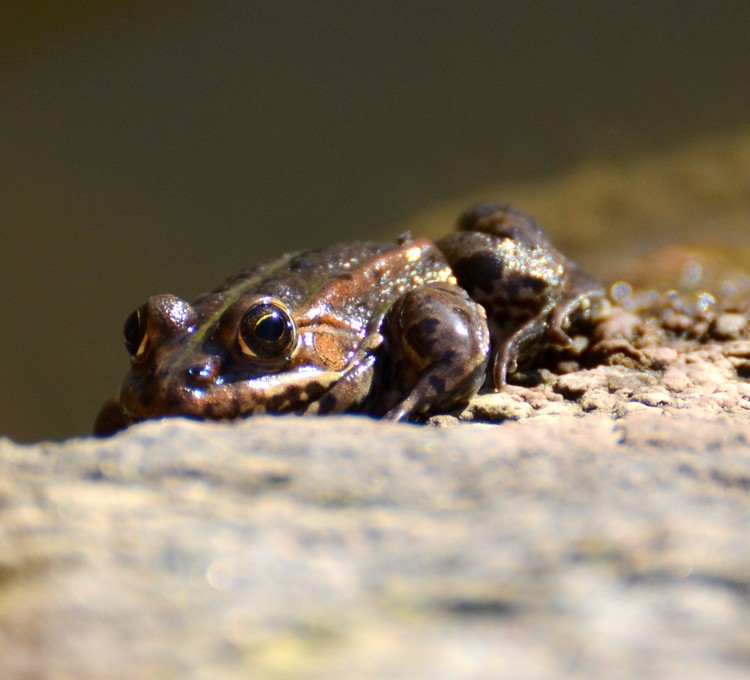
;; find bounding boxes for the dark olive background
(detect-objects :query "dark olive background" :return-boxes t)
[2,1,750,442]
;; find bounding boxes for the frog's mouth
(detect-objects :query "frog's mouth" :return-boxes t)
[118,355,376,425]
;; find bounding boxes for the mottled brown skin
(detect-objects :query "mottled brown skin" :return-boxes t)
[94,203,603,435]
[438,204,604,385]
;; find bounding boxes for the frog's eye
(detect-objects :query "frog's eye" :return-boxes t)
[123,305,149,357]
[238,301,297,359]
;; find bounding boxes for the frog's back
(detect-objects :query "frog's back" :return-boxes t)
[198,242,390,306]
[192,239,453,328]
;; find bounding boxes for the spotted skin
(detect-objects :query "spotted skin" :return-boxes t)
[379,282,490,420]
[95,203,603,435]
[439,204,604,386]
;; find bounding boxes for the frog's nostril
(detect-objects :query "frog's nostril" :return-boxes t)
[185,359,219,387]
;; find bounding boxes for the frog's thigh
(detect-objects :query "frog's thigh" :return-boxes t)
[385,283,490,421]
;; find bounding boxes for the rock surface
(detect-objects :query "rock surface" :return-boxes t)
[2,389,750,678]
[3,129,750,678]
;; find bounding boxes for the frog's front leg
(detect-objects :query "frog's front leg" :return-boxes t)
[382,282,490,421]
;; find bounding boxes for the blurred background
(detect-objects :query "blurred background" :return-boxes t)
[2,1,750,442]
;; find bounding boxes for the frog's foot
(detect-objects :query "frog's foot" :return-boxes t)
[492,315,549,387]
[494,273,606,388]
[383,283,490,421]
[548,269,606,346]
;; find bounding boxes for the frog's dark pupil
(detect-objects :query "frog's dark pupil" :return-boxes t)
[239,302,296,359]
[255,312,285,341]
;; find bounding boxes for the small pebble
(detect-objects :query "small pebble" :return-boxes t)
[640,347,678,369]
[580,390,618,412]
[662,313,693,334]
[632,389,672,407]
[661,366,692,393]
[712,313,747,340]
[624,401,654,413]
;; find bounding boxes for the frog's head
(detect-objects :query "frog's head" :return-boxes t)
[94,292,377,436]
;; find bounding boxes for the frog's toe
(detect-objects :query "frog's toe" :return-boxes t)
[492,342,520,388]
[547,315,575,347]
[383,404,409,422]
[491,315,549,388]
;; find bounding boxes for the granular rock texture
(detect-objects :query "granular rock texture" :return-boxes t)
[451,306,750,425]
[1,404,750,679]
[446,257,750,425]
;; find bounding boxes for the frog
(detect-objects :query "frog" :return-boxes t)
[94,203,603,436]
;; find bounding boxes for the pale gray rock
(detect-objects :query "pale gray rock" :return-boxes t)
[2,399,750,679]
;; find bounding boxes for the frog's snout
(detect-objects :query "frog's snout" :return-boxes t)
[142,294,220,389]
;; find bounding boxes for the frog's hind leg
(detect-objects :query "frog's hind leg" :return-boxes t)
[494,272,605,388]
[383,283,490,421]
[456,202,552,250]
